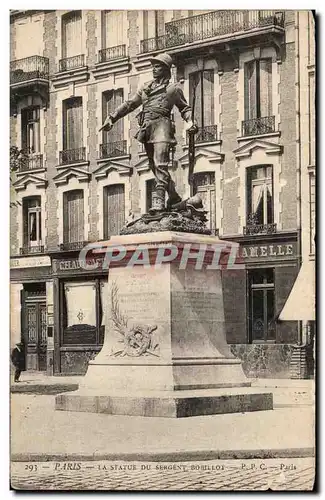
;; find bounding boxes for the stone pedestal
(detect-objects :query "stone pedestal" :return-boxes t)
[56,232,273,417]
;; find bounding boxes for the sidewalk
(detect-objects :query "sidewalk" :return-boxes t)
[11,378,315,462]
[10,372,315,408]
[10,372,81,395]
[11,393,315,462]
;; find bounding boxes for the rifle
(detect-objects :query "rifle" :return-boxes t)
[188,77,198,197]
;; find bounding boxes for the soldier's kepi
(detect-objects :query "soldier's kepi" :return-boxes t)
[99,52,198,212]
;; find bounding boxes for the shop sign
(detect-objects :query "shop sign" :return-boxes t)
[53,257,105,274]
[10,255,51,269]
[239,241,297,262]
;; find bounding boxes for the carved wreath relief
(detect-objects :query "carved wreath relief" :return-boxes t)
[110,282,160,358]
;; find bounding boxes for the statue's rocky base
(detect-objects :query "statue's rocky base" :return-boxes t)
[121,211,211,235]
[55,232,273,418]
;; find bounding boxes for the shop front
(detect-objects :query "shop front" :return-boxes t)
[222,232,300,378]
[10,255,52,372]
[51,255,108,375]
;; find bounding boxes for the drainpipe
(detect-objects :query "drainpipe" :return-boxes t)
[295,12,303,346]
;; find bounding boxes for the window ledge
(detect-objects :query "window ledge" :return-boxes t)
[56,161,89,170]
[237,131,281,142]
[96,154,130,164]
[16,167,46,176]
[92,57,130,79]
[182,139,222,150]
[52,66,89,87]
[251,340,276,344]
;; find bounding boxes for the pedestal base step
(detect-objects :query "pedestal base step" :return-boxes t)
[55,388,273,418]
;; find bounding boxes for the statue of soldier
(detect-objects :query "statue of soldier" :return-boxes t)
[100,53,198,213]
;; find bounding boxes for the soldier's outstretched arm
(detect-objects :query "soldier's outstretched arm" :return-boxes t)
[99,90,142,132]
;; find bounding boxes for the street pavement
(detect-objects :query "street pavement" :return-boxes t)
[10,379,315,491]
[11,458,315,491]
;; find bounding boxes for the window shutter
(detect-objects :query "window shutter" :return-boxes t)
[21,110,28,150]
[189,72,202,128]
[22,199,29,245]
[64,190,84,243]
[102,90,124,144]
[203,70,214,127]
[104,184,125,238]
[62,11,82,59]
[259,59,272,117]
[244,61,257,121]
[102,11,124,48]
[63,192,68,243]
[64,98,83,150]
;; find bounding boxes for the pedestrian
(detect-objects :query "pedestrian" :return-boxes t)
[11,342,25,382]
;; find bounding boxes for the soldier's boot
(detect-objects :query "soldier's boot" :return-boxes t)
[149,186,166,213]
[166,178,182,210]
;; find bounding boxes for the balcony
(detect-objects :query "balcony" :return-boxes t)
[243,223,277,236]
[186,125,218,145]
[18,152,43,172]
[20,245,44,255]
[10,56,49,111]
[59,54,85,72]
[59,147,86,166]
[98,44,126,63]
[10,55,49,85]
[242,116,275,137]
[140,10,285,55]
[100,141,127,159]
[60,241,88,251]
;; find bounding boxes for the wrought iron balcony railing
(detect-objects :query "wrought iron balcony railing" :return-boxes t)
[140,10,284,53]
[60,241,87,251]
[98,44,126,63]
[59,54,85,72]
[243,223,277,236]
[18,153,43,172]
[20,245,44,255]
[10,55,49,85]
[242,116,275,137]
[100,140,127,159]
[186,125,218,145]
[59,147,86,165]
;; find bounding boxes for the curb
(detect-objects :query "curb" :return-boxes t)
[11,384,79,395]
[11,447,315,463]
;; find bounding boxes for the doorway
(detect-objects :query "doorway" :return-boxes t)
[23,284,47,371]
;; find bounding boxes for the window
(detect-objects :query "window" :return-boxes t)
[63,190,84,244]
[309,173,315,254]
[103,184,125,238]
[101,11,125,49]
[61,278,107,346]
[193,172,216,233]
[244,59,272,120]
[62,11,82,59]
[21,107,40,153]
[143,10,158,39]
[249,269,275,342]
[246,166,273,226]
[23,197,42,248]
[146,179,156,212]
[189,71,214,130]
[63,97,83,150]
[102,90,124,144]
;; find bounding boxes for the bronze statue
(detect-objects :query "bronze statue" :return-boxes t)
[100,52,198,212]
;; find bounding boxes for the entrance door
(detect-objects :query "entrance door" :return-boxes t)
[248,269,276,342]
[25,302,47,371]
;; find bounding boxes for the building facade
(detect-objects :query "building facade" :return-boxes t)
[10,10,315,377]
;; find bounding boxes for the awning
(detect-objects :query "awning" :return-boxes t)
[279,259,315,321]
